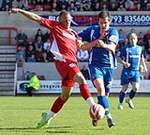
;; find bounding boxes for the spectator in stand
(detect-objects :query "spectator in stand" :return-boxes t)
[16,45,26,63]
[35,28,43,41]
[124,0,134,11]
[140,0,149,10]
[42,30,50,42]
[51,1,59,11]
[117,4,126,11]
[92,2,101,11]
[118,29,127,49]
[137,31,144,46]
[15,29,28,46]
[1,0,12,11]
[143,30,150,55]
[145,3,150,11]
[67,2,77,12]
[109,2,118,11]
[42,51,48,62]
[25,44,36,62]
[28,0,36,11]
[0,0,3,10]
[43,0,52,11]
[12,0,28,10]
[43,39,51,52]
[35,47,44,62]
[34,36,43,51]
[101,3,108,11]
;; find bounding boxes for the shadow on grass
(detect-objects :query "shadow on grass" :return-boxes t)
[0,125,104,134]
[0,126,73,133]
[0,127,37,133]
[45,126,74,134]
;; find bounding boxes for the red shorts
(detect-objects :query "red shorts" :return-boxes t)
[55,61,80,87]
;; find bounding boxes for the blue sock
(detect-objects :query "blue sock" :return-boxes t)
[129,90,136,99]
[119,91,126,104]
[97,96,110,111]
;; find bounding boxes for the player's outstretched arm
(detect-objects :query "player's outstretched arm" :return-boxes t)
[117,57,130,68]
[78,40,98,50]
[9,8,41,24]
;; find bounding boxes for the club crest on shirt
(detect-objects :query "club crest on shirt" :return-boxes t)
[109,35,117,42]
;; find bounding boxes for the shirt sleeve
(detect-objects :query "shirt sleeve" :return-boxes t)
[40,18,58,30]
[78,27,93,42]
[108,28,119,45]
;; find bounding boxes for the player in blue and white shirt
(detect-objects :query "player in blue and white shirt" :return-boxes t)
[79,11,119,128]
[118,32,147,110]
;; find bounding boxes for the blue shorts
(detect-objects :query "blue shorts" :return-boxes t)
[121,69,141,85]
[88,64,115,94]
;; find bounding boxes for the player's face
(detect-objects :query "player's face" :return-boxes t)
[129,33,138,46]
[59,13,72,29]
[99,17,111,33]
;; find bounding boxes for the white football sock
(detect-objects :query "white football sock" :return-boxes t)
[47,111,55,119]
[86,97,95,107]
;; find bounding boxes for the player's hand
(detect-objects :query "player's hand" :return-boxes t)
[97,40,106,48]
[124,62,130,68]
[9,8,20,14]
[76,38,83,47]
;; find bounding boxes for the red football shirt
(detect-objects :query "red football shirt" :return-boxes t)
[40,18,78,63]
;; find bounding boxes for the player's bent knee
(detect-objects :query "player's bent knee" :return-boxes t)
[74,73,86,84]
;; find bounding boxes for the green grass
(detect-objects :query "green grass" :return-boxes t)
[0,96,150,135]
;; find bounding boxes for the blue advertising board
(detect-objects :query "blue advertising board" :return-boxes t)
[42,13,150,27]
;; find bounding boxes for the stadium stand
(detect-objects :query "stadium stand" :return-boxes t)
[0,45,16,95]
[0,0,150,11]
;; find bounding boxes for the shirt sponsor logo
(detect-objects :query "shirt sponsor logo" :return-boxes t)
[62,32,76,41]
[69,63,76,68]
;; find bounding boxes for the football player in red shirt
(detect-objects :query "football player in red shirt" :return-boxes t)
[10,8,98,128]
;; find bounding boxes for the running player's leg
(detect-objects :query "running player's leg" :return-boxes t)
[89,65,114,127]
[126,82,139,109]
[126,71,140,109]
[118,85,128,110]
[36,85,73,128]
[103,70,116,128]
[36,61,74,128]
[118,70,129,110]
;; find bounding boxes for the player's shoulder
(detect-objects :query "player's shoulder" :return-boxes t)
[136,45,144,51]
[41,18,59,25]
[109,27,118,33]
[87,25,100,31]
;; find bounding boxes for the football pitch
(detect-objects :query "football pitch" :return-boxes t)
[0,96,149,135]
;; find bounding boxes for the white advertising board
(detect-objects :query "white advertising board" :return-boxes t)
[17,80,150,94]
